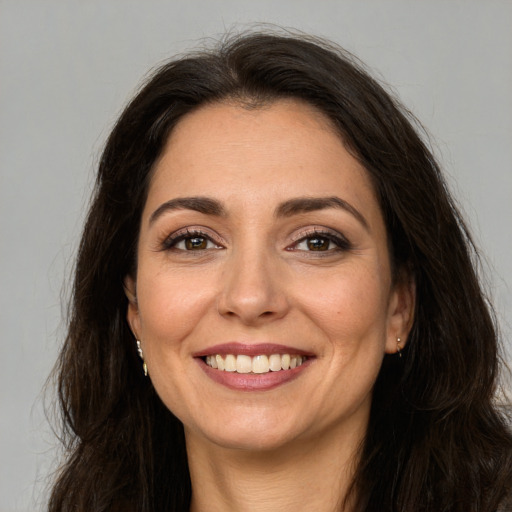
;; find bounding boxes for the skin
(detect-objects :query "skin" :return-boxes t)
[125,99,414,511]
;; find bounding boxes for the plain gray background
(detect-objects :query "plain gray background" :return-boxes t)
[1,1,511,510]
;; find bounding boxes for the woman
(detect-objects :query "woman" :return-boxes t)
[49,32,512,511]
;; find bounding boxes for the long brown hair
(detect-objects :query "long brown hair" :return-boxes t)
[49,31,512,511]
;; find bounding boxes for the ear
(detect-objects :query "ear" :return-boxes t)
[384,274,416,354]
[124,275,141,339]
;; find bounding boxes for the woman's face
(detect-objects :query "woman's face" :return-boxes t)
[126,99,413,451]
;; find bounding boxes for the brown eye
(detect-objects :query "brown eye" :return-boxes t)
[306,237,331,251]
[290,230,351,254]
[163,231,222,252]
[184,237,208,250]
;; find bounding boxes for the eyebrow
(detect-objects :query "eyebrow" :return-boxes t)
[149,197,226,225]
[149,195,369,230]
[275,196,369,230]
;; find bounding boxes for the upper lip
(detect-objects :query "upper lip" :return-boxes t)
[193,342,315,358]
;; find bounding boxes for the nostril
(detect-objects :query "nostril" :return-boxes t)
[216,284,290,323]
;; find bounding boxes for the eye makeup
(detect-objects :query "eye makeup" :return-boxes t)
[287,227,352,253]
[160,227,224,252]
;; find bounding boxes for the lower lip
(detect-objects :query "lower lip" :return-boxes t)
[196,358,313,391]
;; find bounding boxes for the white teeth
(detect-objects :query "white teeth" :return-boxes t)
[224,354,236,372]
[206,355,217,368]
[269,354,282,371]
[204,353,307,373]
[215,354,225,371]
[236,355,252,374]
[252,355,269,374]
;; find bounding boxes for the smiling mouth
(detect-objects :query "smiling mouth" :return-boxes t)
[204,354,308,374]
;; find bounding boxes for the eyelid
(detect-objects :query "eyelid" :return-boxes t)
[287,226,352,251]
[160,227,224,251]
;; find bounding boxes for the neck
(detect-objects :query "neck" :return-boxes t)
[186,426,363,512]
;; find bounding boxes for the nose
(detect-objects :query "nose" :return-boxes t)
[216,249,290,326]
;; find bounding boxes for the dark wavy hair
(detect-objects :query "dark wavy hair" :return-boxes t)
[48,31,512,511]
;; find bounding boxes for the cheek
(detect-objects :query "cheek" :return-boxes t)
[134,269,216,417]
[137,268,215,351]
[300,270,391,408]
[296,266,391,345]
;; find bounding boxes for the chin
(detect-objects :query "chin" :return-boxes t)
[187,415,305,453]
[208,431,298,453]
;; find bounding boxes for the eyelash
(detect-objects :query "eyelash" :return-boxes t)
[161,229,223,252]
[288,228,352,254]
[161,227,351,254]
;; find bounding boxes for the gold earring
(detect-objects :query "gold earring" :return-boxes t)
[396,337,402,358]
[136,340,148,376]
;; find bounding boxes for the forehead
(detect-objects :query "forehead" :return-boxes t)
[144,99,380,225]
